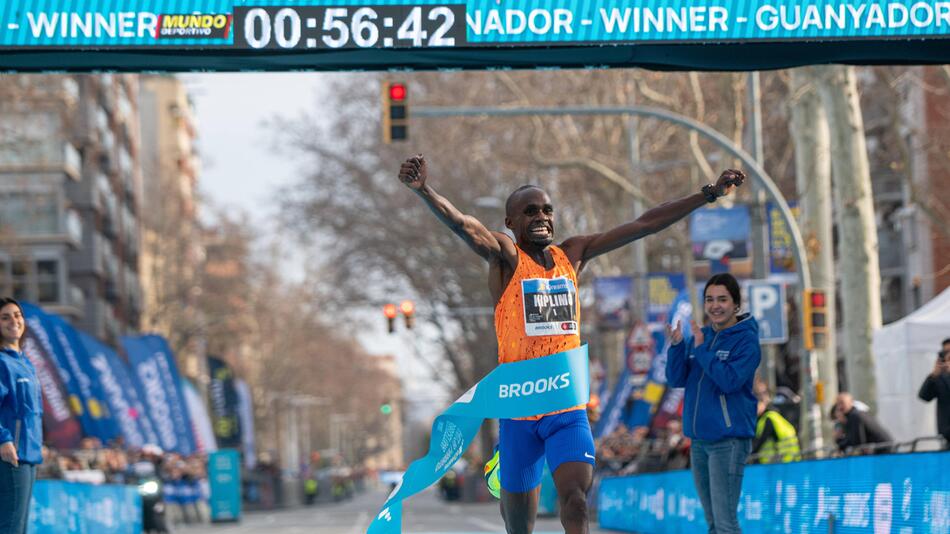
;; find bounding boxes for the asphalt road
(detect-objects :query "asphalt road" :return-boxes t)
[179,486,616,534]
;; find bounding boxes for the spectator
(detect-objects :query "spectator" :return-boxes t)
[833,392,893,454]
[666,274,761,534]
[752,393,801,463]
[918,338,950,448]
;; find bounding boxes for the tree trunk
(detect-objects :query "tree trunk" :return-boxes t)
[816,65,882,412]
[789,67,838,448]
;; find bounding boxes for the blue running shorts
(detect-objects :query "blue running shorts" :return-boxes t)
[498,409,596,493]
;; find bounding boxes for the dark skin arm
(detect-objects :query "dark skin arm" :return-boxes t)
[559,169,745,273]
[399,155,745,303]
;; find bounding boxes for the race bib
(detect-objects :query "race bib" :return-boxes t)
[521,277,578,336]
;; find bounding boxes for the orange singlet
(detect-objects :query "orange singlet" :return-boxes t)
[495,245,584,419]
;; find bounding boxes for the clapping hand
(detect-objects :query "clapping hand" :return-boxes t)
[690,320,705,348]
[666,321,684,345]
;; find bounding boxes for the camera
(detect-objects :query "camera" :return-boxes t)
[939,350,948,362]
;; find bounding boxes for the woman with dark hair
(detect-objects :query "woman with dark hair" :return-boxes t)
[665,274,761,533]
[0,297,43,534]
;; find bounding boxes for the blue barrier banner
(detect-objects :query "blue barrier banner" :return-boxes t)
[599,451,950,533]
[209,448,242,522]
[122,335,196,454]
[20,302,116,443]
[29,480,142,534]
[368,345,590,534]
[79,332,159,448]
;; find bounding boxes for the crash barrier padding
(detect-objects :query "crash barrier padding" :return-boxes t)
[599,450,950,533]
[29,479,142,534]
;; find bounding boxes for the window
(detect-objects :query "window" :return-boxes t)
[0,257,63,305]
[36,260,60,303]
[0,191,59,235]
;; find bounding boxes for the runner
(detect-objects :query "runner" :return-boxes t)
[398,155,744,534]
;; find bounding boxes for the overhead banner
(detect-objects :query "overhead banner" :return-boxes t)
[3,1,950,71]
[79,332,159,449]
[21,330,83,449]
[207,356,242,450]
[20,302,117,443]
[122,335,197,455]
[5,1,950,49]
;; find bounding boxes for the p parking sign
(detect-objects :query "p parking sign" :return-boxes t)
[746,280,787,344]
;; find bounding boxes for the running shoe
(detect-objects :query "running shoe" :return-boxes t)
[483,446,501,499]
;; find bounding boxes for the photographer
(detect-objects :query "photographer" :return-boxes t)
[918,338,950,448]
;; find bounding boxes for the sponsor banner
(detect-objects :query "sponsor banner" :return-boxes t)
[369,345,589,534]
[122,335,196,455]
[78,332,158,448]
[690,206,751,275]
[21,330,83,449]
[767,201,799,275]
[20,301,116,443]
[646,273,686,324]
[234,379,256,468]
[593,276,633,330]
[209,449,242,522]
[182,378,217,454]
[599,450,950,533]
[29,480,142,534]
[207,356,242,449]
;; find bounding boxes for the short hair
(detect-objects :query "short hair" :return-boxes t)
[942,338,950,347]
[704,273,742,308]
[505,184,543,216]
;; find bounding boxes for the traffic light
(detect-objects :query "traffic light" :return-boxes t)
[382,81,408,143]
[803,289,828,350]
[400,299,415,330]
[383,303,397,333]
[380,402,393,415]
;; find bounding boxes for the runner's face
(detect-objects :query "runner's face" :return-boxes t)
[507,189,554,247]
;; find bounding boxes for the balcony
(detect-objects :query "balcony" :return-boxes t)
[0,136,83,180]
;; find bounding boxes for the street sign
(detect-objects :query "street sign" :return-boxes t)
[3,1,950,71]
[747,280,787,344]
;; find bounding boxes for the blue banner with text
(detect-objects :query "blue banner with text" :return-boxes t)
[29,480,142,534]
[368,345,590,534]
[599,451,950,533]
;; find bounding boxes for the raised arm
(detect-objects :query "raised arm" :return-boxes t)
[562,169,745,267]
[399,155,512,262]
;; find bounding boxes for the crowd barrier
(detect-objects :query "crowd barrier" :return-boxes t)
[599,450,950,533]
[29,480,142,534]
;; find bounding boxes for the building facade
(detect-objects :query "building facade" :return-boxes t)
[0,74,142,342]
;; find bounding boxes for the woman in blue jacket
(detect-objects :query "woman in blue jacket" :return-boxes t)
[666,274,760,534]
[0,297,43,534]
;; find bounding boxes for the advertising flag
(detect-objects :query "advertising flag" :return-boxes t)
[207,356,242,449]
[181,378,216,454]
[21,329,82,449]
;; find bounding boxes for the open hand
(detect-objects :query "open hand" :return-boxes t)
[715,169,745,197]
[666,321,684,345]
[690,320,705,348]
[399,154,427,191]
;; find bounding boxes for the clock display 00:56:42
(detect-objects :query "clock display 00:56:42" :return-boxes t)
[234,5,466,49]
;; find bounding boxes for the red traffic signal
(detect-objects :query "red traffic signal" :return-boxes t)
[383,303,398,319]
[382,81,408,143]
[399,300,415,316]
[389,83,407,102]
[803,288,829,350]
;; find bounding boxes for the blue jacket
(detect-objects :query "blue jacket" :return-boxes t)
[0,348,44,464]
[666,314,761,441]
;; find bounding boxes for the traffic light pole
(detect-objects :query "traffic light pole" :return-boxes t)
[413,104,825,450]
